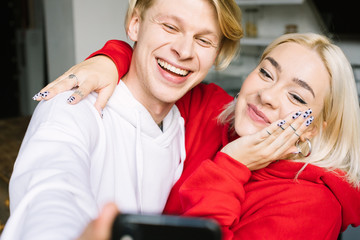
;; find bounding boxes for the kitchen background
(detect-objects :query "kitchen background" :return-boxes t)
[1,0,359,238]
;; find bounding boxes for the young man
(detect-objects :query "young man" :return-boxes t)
[1,0,242,239]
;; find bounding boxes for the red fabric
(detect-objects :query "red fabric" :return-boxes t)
[89,40,360,240]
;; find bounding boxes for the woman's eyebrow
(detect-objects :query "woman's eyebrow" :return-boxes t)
[293,77,315,98]
[265,56,315,98]
[265,57,281,72]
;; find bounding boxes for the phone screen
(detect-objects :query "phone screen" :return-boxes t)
[111,214,222,240]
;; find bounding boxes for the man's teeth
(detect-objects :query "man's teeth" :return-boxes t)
[158,59,189,76]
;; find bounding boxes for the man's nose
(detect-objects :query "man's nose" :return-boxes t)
[171,35,195,60]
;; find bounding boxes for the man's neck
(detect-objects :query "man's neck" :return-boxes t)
[122,75,174,125]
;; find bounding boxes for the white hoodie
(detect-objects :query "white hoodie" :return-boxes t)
[1,81,185,240]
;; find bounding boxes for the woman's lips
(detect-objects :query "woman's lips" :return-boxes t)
[247,104,271,124]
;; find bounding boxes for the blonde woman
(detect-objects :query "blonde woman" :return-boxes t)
[177,33,360,239]
[36,33,360,239]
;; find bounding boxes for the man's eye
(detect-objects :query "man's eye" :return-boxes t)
[163,24,177,31]
[197,38,213,47]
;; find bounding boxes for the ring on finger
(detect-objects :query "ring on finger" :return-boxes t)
[294,131,300,137]
[289,124,296,132]
[266,130,272,136]
[69,74,79,87]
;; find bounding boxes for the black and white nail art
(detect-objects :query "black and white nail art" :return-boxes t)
[305,116,314,127]
[303,109,313,118]
[277,120,286,128]
[292,111,302,119]
[67,96,76,103]
[41,91,49,98]
[32,92,41,100]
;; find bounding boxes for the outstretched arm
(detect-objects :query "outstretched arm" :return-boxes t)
[33,40,133,114]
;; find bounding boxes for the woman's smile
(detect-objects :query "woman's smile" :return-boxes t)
[247,104,271,125]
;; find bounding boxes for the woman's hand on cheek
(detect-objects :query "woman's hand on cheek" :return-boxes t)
[33,55,118,116]
[77,202,119,240]
[221,109,314,171]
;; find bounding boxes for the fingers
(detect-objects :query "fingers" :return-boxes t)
[32,72,79,101]
[260,109,314,159]
[66,79,97,105]
[94,83,117,117]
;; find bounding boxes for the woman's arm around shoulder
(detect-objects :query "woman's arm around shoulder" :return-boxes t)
[34,40,133,114]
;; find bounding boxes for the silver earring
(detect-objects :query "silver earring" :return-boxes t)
[295,138,312,157]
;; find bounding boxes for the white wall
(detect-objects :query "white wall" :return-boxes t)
[43,0,130,81]
[72,0,130,63]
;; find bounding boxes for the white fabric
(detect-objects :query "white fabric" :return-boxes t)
[1,81,185,240]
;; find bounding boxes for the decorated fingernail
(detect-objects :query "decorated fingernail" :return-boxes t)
[32,92,41,100]
[277,120,286,126]
[67,96,75,103]
[41,91,49,98]
[305,116,314,126]
[277,120,286,129]
[303,109,312,118]
[292,111,302,119]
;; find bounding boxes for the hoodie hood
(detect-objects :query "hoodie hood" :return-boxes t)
[258,161,360,231]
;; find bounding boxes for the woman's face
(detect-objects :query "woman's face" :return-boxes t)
[234,42,330,137]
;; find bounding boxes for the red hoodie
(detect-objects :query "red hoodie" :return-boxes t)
[89,40,360,239]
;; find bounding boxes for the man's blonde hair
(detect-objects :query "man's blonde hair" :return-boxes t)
[125,0,243,70]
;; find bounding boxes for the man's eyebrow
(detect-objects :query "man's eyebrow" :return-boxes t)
[156,14,220,39]
[293,77,315,98]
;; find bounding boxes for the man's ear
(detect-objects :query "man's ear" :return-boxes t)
[127,10,141,42]
[300,121,327,142]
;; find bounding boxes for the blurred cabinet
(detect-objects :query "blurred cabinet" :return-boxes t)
[205,0,326,95]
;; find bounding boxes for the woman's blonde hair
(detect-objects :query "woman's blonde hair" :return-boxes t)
[125,0,243,70]
[220,33,360,188]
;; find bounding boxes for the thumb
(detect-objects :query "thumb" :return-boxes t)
[94,203,119,240]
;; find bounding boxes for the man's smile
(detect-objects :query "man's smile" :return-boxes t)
[157,59,190,77]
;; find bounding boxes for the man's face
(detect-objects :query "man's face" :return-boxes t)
[126,0,221,106]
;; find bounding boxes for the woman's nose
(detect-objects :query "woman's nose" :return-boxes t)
[258,85,281,109]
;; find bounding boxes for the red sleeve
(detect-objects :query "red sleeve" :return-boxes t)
[86,40,133,83]
[178,152,251,240]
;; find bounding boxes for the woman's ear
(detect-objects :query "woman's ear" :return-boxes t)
[300,121,327,142]
[127,10,141,42]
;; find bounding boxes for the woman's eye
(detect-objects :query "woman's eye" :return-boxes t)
[290,93,307,105]
[259,68,272,79]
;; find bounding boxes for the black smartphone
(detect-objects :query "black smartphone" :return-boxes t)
[111,213,222,240]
